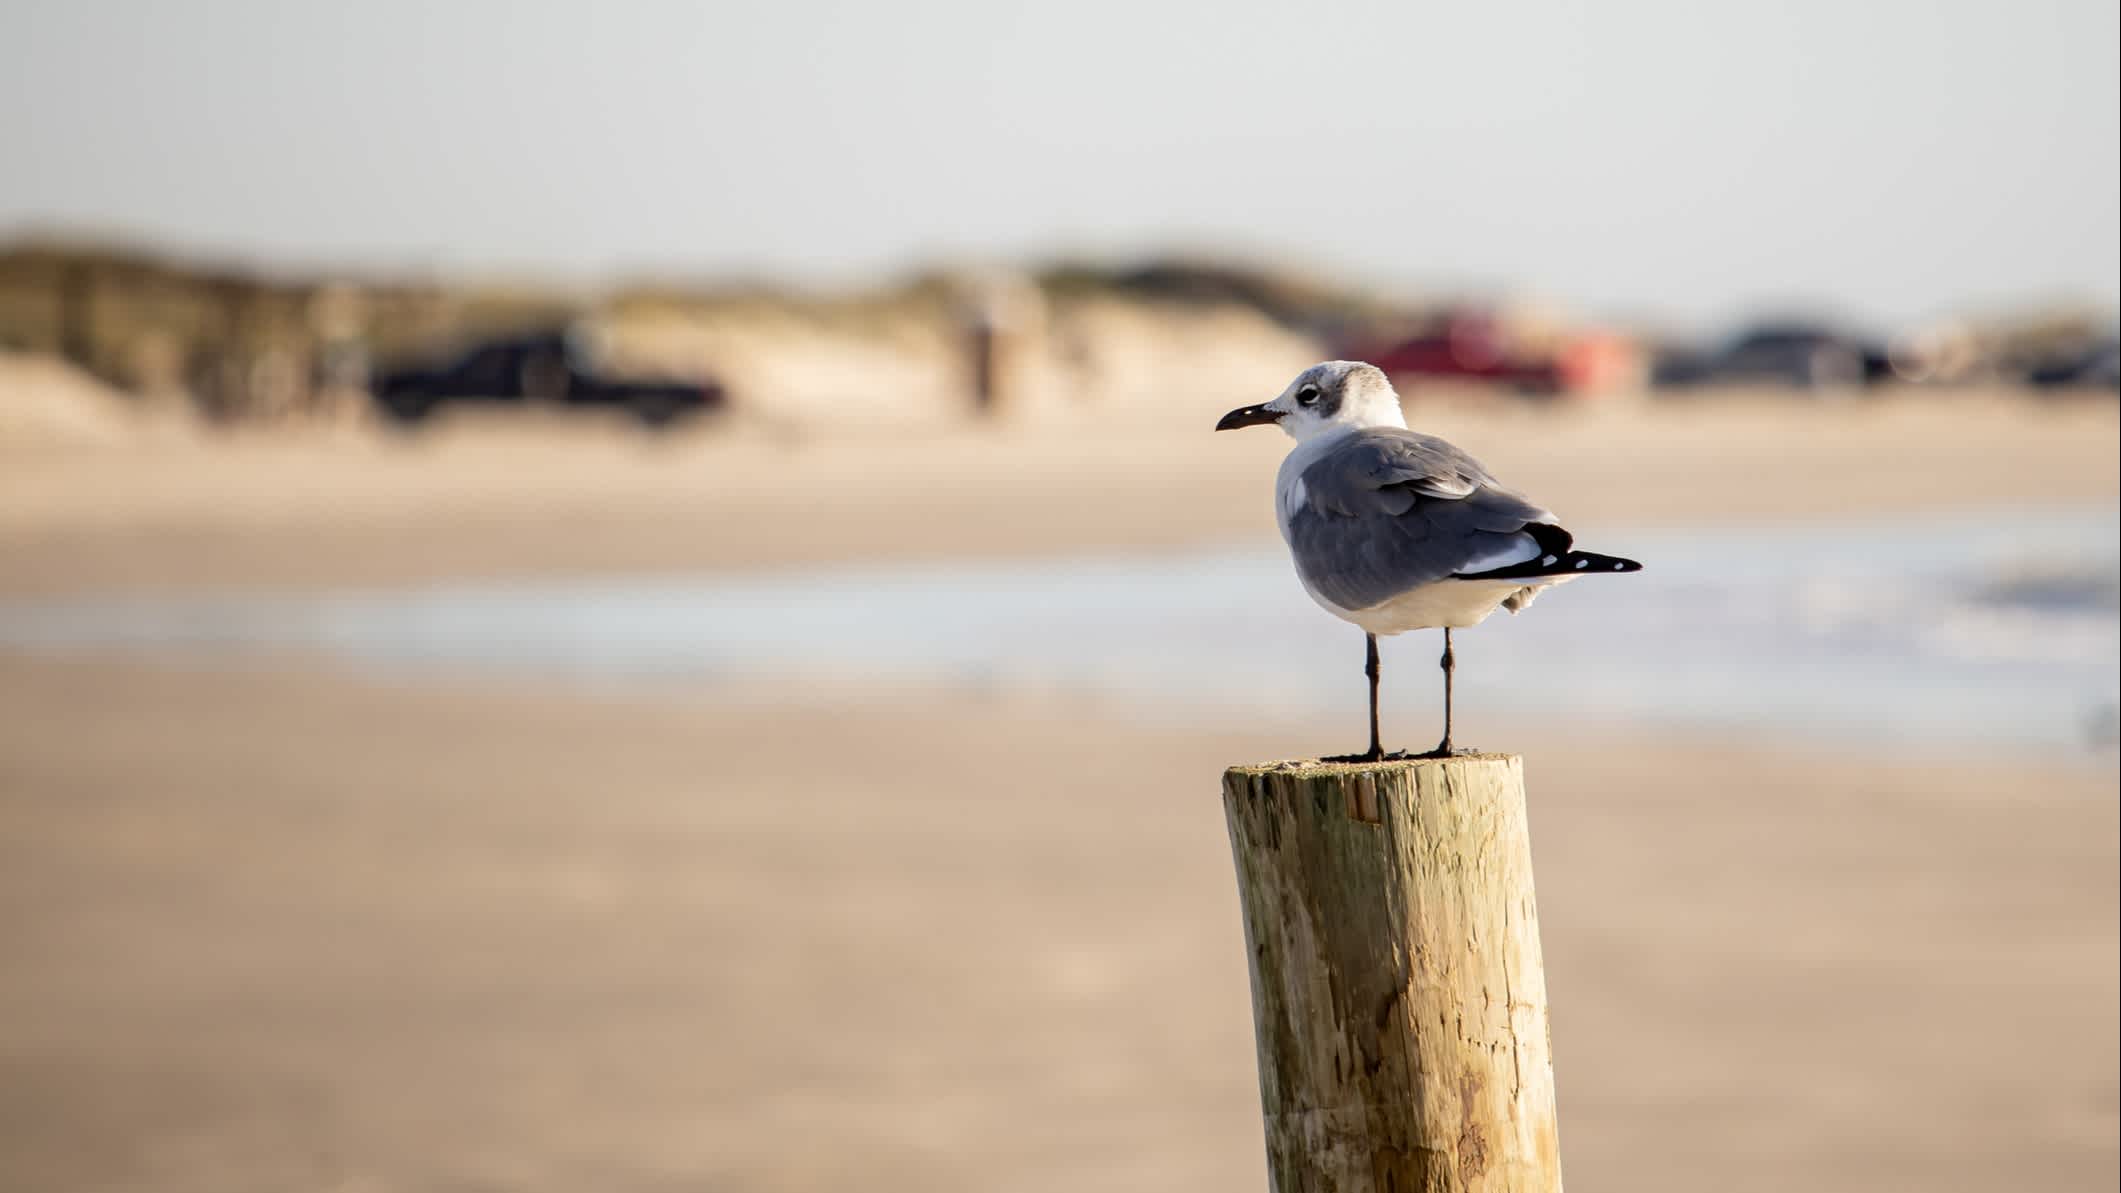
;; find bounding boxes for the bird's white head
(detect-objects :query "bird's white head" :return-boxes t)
[1215,361,1406,443]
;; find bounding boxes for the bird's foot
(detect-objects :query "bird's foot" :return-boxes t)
[1322,747,1425,764]
[1409,740,1470,760]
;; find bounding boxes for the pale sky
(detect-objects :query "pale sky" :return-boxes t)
[2,0,2116,329]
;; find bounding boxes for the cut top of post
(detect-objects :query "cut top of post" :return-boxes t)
[1224,756,1523,825]
[1224,752,1520,780]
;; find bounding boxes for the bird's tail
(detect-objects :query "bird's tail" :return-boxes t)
[1458,549,1644,581]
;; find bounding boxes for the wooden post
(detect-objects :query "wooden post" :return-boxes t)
[1222,755,1563,1192]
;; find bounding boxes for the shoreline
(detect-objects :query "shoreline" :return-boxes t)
[2,499,2110,768]
[3,635,2114,774]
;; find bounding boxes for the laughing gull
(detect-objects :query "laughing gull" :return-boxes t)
[1218,361,1642,760]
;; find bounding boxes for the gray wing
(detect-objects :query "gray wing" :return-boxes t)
[1287,428,1563,611]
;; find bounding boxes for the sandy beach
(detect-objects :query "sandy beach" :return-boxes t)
[0,655,2112,1193]
[1,390,2114,595]
[0,394,2115,1192]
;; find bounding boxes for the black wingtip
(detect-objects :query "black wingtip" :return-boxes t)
[1457,549,1644,580]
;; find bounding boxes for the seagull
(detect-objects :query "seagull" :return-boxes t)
[1217,361,1642,760]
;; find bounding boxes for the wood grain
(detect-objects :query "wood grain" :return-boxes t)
[1223,755,1562,1192]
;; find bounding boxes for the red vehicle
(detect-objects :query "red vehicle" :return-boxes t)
[1356,313,1560,392]
[1349,311,1640,398]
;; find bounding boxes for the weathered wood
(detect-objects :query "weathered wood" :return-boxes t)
[1222,755,1562,1193]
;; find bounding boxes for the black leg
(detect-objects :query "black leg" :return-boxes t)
[1364,633,1382,762]
[1442,624,1459,751]
[1416,628,1456,758]
[1436,628,1456,756]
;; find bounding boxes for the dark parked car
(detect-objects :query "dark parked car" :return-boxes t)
[372,330,724,426]
[1654,323,1892,391]
[2024,338,2120,392]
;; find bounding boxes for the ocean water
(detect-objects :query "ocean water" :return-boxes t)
[1,507,2114,756]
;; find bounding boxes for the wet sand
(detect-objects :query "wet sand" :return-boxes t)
[0,655,2113,1193]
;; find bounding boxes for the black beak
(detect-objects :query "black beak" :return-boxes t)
[1215,403,1283,432]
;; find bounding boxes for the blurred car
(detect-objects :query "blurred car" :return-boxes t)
[1654,323,1892,391]
[372,329,725,426]
[1350,311,1643,399]
[2023,337,2120,392]
[1358,314,1563,394]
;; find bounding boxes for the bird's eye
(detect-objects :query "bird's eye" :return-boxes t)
[1296,385,1320,406]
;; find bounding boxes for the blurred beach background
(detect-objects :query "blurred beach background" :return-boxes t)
[1,3,2117,1191]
